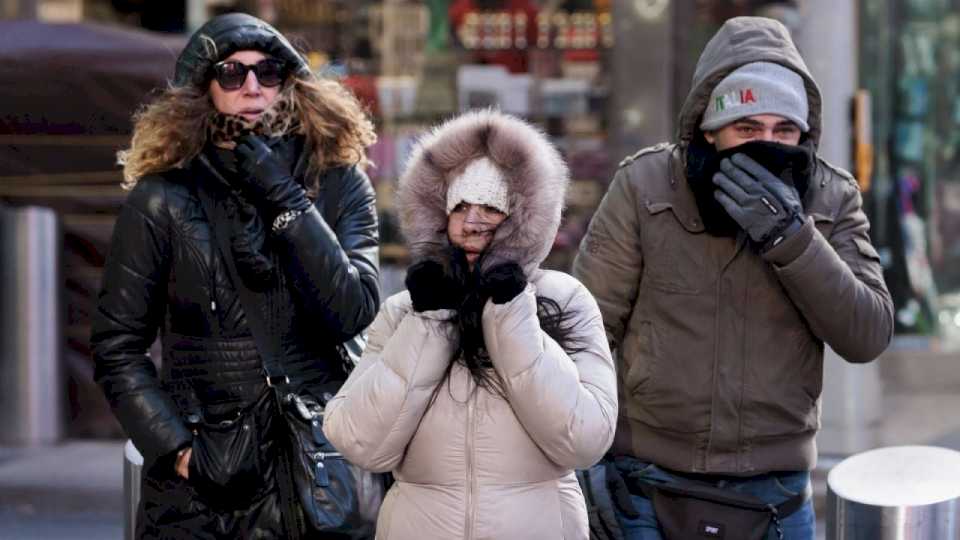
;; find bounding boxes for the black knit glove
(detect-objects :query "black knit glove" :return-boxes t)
[405,250,469,312]
[712,153,805,251]
[480,262,527,305]
[234,135,311,216]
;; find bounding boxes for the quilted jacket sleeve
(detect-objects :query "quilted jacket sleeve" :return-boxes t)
[91,176,192,466]
[275,165,380,341]
[322,293,455,472]
[481,277,618,470]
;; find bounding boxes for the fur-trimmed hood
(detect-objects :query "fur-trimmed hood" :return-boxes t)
[397,110,569,276]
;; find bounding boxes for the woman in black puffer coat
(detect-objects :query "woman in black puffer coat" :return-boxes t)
[91,13,380,539]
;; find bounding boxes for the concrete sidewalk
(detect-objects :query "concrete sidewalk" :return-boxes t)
[0,440,821,540]
[0,441,124,540]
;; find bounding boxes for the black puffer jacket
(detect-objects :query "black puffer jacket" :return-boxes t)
[91,144,380,538]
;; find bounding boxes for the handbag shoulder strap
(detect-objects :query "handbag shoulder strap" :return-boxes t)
[195,168,285,381]
[196,166,306,540]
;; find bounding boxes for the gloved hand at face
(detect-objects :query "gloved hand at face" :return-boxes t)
[712,151,807,251]
[479,262,527,305]
[234,134,311,217]
[405,249,471,313]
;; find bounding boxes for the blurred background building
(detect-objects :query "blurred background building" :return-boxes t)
[1,0,959,512]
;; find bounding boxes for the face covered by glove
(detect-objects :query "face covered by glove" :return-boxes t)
[710,140,812,251]
[405,248,471,313]
[405,248,529,312]
[234,134,312,220]
[687,138,812,238]
[479,262,527,305]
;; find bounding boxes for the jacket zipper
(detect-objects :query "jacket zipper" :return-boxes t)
[465,385,477,540]
[312,451,343,487]
[207,220,220,334]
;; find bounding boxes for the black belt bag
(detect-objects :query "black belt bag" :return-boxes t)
[630,473,810,540]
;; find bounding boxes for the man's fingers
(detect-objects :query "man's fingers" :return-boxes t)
[712,172,750,204]
[713,189,744,220]
[755,171,801,211]
[718,157,765,194]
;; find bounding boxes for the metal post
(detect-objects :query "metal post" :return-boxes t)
[796,0,885,456]
[826,445,960,538]
[123,440,144,540]
[609,0,674,163]
[0,205,63,446]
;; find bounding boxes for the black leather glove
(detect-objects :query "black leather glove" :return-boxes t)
[712,153,805,251]
[479,262,527,305]
[405,250,469,312]
[234,135,311,216]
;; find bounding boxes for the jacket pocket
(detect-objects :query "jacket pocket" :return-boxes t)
[851,236,885,286]
[642,202,706,295]
[623,321,657,395]
[621,317,711,434]
[188,404,262,507]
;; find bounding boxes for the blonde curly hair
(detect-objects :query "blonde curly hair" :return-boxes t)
[118,76,376,193]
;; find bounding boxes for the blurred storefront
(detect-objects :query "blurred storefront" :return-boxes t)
[859,0,960,343]
[2,0,625,438]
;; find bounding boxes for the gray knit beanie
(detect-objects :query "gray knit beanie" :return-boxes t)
[700,61,809,133]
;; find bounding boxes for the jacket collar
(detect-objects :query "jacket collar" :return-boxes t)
[640,146,706,233]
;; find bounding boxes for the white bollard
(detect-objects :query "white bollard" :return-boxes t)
[826,445,960,539]
[123,440,144,540]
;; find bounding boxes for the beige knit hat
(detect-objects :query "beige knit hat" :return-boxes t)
[445,157,510,215]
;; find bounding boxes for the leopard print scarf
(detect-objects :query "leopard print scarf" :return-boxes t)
[207,88,302,148]
[204,88,303,291]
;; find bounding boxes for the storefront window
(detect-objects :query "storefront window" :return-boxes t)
[268,0,617,290]
[860,0,960,340]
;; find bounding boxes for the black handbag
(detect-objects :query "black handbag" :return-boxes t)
[186,396,264,507]
[198,179,387,539]
[282,392,388,538]
[629,473,810,540]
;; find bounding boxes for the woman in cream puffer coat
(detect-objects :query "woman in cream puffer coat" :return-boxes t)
[323,109,617,540]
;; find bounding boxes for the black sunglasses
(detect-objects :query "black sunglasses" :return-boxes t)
[211,59,287,90]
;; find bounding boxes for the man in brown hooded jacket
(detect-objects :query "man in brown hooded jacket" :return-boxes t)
[572,16,893,539]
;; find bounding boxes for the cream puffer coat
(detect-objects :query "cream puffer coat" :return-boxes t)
[323,110,618,540]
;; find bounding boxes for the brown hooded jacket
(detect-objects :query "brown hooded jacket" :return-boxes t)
[572,17,893,475]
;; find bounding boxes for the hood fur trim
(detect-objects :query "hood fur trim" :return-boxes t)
[397,110,569,275]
